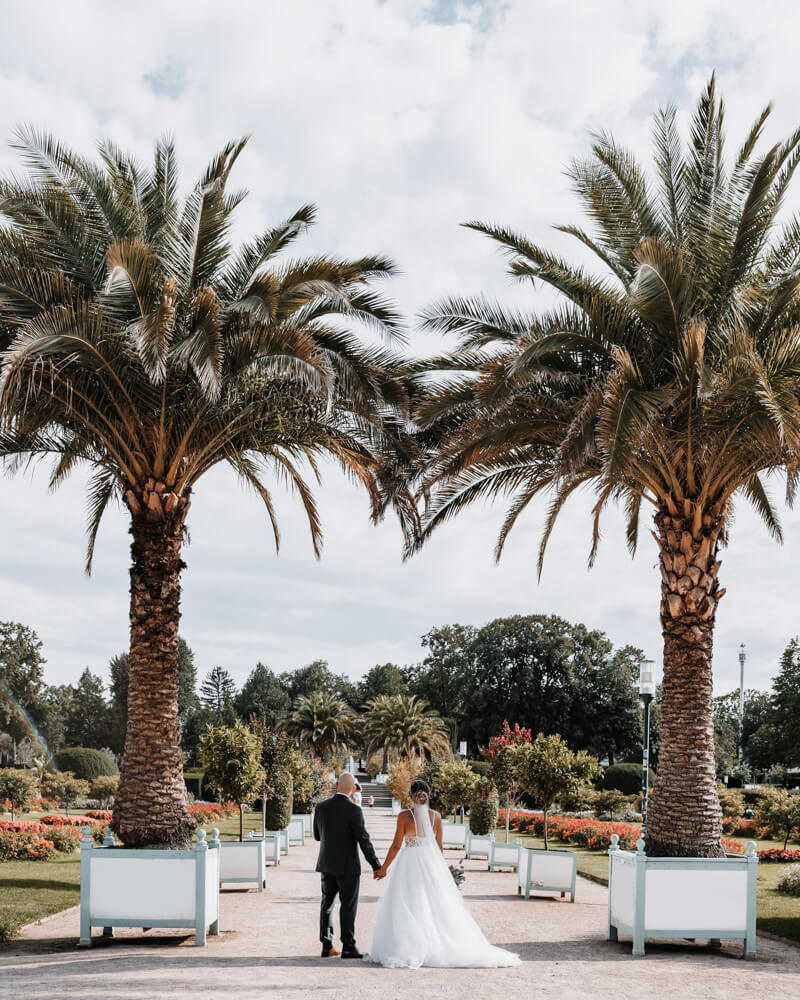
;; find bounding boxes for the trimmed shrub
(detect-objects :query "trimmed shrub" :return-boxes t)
[603,763,654,795]
[263,770,293,830]
[366,754,384,781]
[469,778,499,836]
[468,761,490,778]
[90,775,119,807]
[55,748,118,780]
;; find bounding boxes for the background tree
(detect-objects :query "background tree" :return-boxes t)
[235,663,290,726]
[0,768,38,820]
[0,622,49,746]
[250,720,297,833]
[364,693,450,769]
[759,790,800,849]
[0,133,410,848]
[177,638,198,723]
[284,691,355,760]
[435,760,478,820]
[62,669,112,748]
[487,720,532,842]
[408,624,475,743]
[280,660,358,706]
[415,81,800,857]
[200,666,238,724]
[198,722,264,840]
[40,770,89,816]
[512,734,600,848]
[770,640,800,767]
[90,774,119,809]
[357,663,409,707]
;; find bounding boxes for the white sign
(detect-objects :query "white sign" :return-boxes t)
[459,741,468,757]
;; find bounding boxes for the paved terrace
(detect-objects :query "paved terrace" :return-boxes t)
[1,807,798,999]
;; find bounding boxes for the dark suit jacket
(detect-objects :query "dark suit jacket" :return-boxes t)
[313,793,381,875]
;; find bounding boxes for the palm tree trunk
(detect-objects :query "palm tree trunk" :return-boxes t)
[646,505,724,858]
[112,508,195,848]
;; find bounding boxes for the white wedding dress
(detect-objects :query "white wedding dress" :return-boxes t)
[366,804,521,969]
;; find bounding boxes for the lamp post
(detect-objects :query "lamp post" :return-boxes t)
[639,660,656,841]
[738,643,746,762]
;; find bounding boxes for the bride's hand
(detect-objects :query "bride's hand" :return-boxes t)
[373,866,387,880]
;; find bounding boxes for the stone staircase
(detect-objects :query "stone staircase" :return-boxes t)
[358,777,393,807]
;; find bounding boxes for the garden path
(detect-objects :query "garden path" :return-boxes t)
[1,807,799,999]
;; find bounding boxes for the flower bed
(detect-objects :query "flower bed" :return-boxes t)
[189,802,237,824]
[498,809,639,850]
[0,820,85,853]
[0,829,57,861]
[38,815,100,828]
[722,816,766,837]
[85,810,113,822]
[756,848,800,863]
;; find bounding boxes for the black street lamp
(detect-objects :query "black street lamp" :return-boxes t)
[639,660,656,840]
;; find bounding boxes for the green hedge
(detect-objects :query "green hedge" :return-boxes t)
[603,762,654,795]
[469,778,499,835]
[55,747,118,780]
[264,770,293,831]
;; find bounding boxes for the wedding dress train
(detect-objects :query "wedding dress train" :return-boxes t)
[366,804,521,969]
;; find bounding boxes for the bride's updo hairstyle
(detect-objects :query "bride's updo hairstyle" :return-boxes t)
[409,779,431,806]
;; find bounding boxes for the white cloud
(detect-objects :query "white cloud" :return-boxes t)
[0,0,798,698]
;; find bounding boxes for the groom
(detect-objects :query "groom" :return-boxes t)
[313,771,384,958]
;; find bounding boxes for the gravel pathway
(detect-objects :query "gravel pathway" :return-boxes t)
[1,807,798,999]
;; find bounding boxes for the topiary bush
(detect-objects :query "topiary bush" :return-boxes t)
[469,778,499,836]
[55,747,118,780]
[602,763,654,795]
[263,769,293,831]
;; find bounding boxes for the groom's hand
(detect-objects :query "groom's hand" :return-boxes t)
[373,866,386,880]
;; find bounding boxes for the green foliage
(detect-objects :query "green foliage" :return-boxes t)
[284,691,354,760]
[777,864,800,896]
[602,763,653,795]
[263,770,293,831]
[89,774,119,807]
[718,786,746,817]
[40,771,89,814]
[358,663,409,706]
[771,640,800,768]
[435,760,478,817]
[592,789,630,821]
[759,791,800,850]
[286,748,315,813]
[513,733,601,848]
[198,722,264,840]
[0,622,49,745]
[0,768,38,819]
[200,667,238,724]
[557,783,597,813]
[366,753,385,780]
[235,663,290,727]
[280,661,358,706]
[468,777,499,835]
[55,747,118,780]
[468,761,489,778]
[364,694,451,765]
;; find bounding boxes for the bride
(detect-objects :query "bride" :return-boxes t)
[366,779,521,969]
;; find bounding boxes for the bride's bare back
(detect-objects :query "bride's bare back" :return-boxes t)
[375,806,443,878]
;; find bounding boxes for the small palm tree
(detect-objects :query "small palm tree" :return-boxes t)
[415,79,800,857]
[0,131,412,847]
[364,693,451,768]
[283,690,355,760]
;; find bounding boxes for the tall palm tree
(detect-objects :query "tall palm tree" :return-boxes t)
[0,131,413,847]
[414,79,800,857]
[283,690,355,760]
[364,693,451,768]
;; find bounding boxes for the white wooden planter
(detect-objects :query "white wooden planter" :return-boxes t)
[248,830,281,865]
[517,846,578,901]
[441,821,468,849]
[488,839,522,872]
[292,813,313,836]
[261,827,289,855]
[287,817,305,846]
[79,827,220,947]
[608,836,758,957]
[391,798,401,817]
[219,839,265,890]
[465,830,495,860]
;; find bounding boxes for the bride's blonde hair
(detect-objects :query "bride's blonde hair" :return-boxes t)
[409,779,431,806]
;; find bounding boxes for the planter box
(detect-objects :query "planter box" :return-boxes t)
[292,813,313,836]
[219,839,265,890]
[287,817,305,846]
[488,839,522,872]
[465,830,495,860]
[79,827,220,947]
[261,828,289,855]
[441,821,467,849]
[248,830,281,865]
[608,836,758,957]
[391,798,401,817]
[517,846,578,901]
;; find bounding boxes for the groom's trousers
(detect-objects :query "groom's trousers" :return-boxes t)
[320,872,360,950]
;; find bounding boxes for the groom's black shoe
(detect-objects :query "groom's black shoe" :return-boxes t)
[341,948,363,959]
[321,947,340,957]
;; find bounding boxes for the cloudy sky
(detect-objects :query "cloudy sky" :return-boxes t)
[1,0,798,697]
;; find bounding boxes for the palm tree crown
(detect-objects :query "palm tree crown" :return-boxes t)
[284,690,355,760]
[364,693,451,765]
[415,78,800,856]
[0,131,412,846]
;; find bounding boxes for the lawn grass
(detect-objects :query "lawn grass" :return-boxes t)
[493,825,800,944]
[0,808,263,942]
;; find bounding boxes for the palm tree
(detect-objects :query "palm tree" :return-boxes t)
[364,693,451,768]
[283,690,355,760]
[0,131,413,847]
[414,79,800,857]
